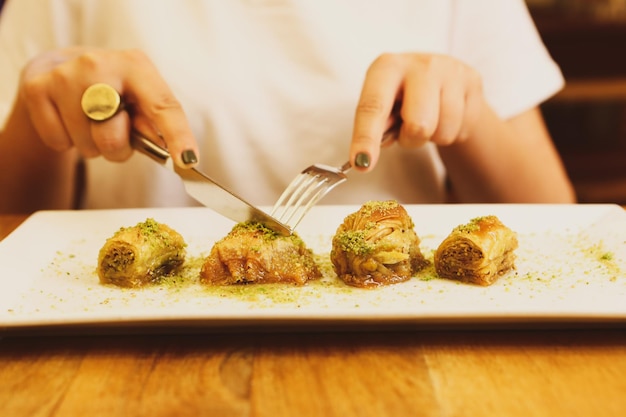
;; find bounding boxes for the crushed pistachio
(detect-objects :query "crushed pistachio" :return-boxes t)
[334,229,373,256]
[599,252,614,261]
[229,221,306,246]
[358,200,400,217]
[232,221,279,239]
[453,215,494,234]
[137,218,160,236]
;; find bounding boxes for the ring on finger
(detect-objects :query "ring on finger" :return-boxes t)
[81,83,122,122]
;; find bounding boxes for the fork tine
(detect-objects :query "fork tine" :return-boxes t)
[272,172,347,229]
[272,121,401,230]
[271,173,318,217]
[283,181,342,229]
[276,177,330,227]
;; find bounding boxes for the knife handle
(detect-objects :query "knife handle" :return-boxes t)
[130,131,171,165]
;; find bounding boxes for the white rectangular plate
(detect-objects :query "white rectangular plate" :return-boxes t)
[1,204,625,332]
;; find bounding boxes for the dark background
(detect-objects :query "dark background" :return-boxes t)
[528,0,626,203]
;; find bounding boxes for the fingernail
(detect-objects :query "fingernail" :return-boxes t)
[355,152,370,168]
[181,149,198,165]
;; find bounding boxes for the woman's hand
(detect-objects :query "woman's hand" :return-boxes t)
[349,52,575,204]
[350,53,485,170]
[19,47,198,167]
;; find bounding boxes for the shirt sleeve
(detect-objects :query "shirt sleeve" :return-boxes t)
[449,0,564,119]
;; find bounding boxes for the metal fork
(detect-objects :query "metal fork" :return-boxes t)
[271,121,401,230]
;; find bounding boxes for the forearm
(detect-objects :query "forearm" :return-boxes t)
[0,96,79,213]
[438,103,576,203]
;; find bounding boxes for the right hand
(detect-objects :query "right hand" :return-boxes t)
[19,47,199,167]
[350,53,485,172]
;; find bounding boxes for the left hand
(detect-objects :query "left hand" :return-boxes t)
[350,53,485,171]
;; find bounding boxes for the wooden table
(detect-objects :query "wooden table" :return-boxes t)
[1,213,626,417]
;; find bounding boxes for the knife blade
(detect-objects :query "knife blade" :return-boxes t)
[130,132,292,236]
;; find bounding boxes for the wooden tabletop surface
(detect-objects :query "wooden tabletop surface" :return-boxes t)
[1,211,626,417]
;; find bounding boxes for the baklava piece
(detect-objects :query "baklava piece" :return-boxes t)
[434,215,518,286]
[200,222,321,285]
[330,200,428,288]
[97,218,187,288]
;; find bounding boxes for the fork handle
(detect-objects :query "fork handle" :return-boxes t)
[340,120,401,172]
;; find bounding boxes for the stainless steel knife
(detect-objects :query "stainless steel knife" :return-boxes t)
[130,132,292,236]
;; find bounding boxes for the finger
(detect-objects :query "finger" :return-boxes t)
[21,78,73,152]
[351,54,404,171]
[72,80,133,161]
[121,51,199,167]
[90,111,133,162]
[458,72,484,141]
[52,83,101,159]
[430,77,465,146]
[21,49,104,157]
[397,61,440,148]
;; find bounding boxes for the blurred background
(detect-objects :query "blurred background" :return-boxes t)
[527,0,626,204]
[0,0,624,203]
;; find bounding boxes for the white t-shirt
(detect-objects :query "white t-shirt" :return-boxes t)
[0,0,564,208]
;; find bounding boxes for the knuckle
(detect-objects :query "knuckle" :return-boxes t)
[402,119,435,140]
[433,130,457,146]
[397,133,426,148]
[150,93,183,114]
[456,130,470,143]
[467,68,483,92]
[75,50,108,72]
[20,76,47,101]
[120,48,151,66]
[370,53,403,72]
[95,135,129,161]
[463,97,483,130]
[94,119,131,156]
[78,48,144,66]
[97,135,125,154]
[48,67,75,90]
[408,54,438,73]
[76,48,153,80]
[46,137,73,152]
[105,149,132,162]
[356,96,386,116]
[352,133,376,147]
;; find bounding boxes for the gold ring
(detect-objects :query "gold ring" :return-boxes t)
[81,83,122,121]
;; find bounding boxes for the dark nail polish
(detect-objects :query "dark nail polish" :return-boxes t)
[181,149,198,165]
[355,152,370,168]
